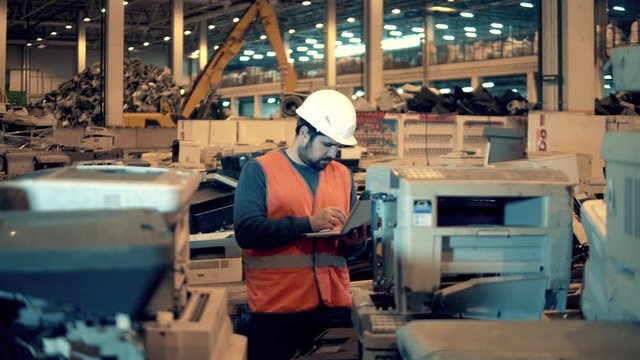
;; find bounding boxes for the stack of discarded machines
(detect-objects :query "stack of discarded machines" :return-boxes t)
[0,165,246,360]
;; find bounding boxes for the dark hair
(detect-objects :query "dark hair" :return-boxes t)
[295,117,321,141]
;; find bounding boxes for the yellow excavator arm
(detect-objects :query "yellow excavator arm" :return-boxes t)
[180,0,297,119]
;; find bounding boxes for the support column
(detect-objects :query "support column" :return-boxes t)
[526,71,538,105]
[172,0,184,85]
[324,0,336,88]
[77,10,87,73]
[423,14,435,82]
[254,94,261,119]
[199,20,208,70]
[364,0,383,107]
[541,0,560,111]
[230,97,237,115]
[0,0,7,99]
[105,0,124,127]
[471,76,480,90]
[562,0,596,112]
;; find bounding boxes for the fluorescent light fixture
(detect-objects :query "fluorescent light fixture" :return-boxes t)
[143,42,150,46]
[347,17,355,23]
[128,46,134,51]
[208,24,216,30]
[604,74,613,80]
[253,54,264,59]
[244,50,255,55]
[348,37,361,43]
[604,84,611,89]
[439,88,451,94]
[307,50,318,55]
[435,23,449,29]
[490,29,502,35]
[315,23,324,29]
[305,38,318,44]
[296,46,308,52]
[512,89,518,92]
[267,51,276,56]
[384,24,397,30]
[418,33,425,38]
[491,23,504,29]
[83,17,91,22]
[213,45,219,50]
[26,42,32,47]
[341,31,354,38]
[164,36,171,41]
[460,12,474,18]
[391,8,401,14]
[260,34,267,40]
[288,29,296,34]
[465,32,477,38]
[192,50,200,55]
[313,54,324,59]
[397,88,404,94]
[36,37,43,41]
[233,17,240,23]
[520,2,534,8]
[426,6,456,13]
[462,86,473,92]
[299,56,310,62]
[389,31,402,37]
[482,82,495,88]
[381,35,421,50]
[612,6,625,11]
[464,26,476,32]
[442,35,455,41]
[222,101,230,107]
[123,1,128,5]
[287,49,293,54]
[355,90,364,97]
[101,8,106,13]
[412,27,424,33]
[184,30,192,35]
[65,24,73,29]
[50,31,57,36]
[313,43,325,49]
[302,1,311,5]
[267,98,276,104]
[239,56,250,61]
[335,44,365,57]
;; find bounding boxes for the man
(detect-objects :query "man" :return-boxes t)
[233,89,367,360]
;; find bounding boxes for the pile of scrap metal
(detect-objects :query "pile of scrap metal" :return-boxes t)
[374,84,532,116]
[595,92,640,116]
[41,59,182,127]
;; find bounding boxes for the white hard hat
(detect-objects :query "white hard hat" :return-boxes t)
[295,89,357,146]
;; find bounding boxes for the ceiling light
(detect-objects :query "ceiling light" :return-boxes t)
[341,31,354,38]
[313,54,324,59]
[260,34,267,40]
[253,54,264,59]
[307,50,318,56]
[37,44,46,49]
[604,84,611,89]
[305,38,318,44]
[36,37,43,41]
[164,36,171,41]
[462,86,473,92]
[460,12,474,18]
[239,56,250,61]
[347,17,355,23]
[184,30,192,35]
[389,31,402,37]
[83,17,91,22]
[123,1,128,5]
[244,49,255,55]
[442,35,455,41]
[267,98,276,104]
[520,2,534,8]
[143,42,150,46]
[50,31,58,36]
[435,24,449,30]
[65,24,72,29]
[612,6,625,11]
[384,24,397,30]
[426,6,456,13]
[101,8,106,13]
[335,40,343,45]
[287,49,293,54]
[349,37,361,43]
[296,46,308,51]
[313,43,325,49]
[208,24,216,30]
[355,90,364,97]
[391,9,401,14]
[288,29,296,34]
[482,82,495,88]
[465,32,477,38]
[604,74,613,80]
[439,88,451,94]
[302,1,311,5]
[128,46,134,51]
[233,17,240,23]
[267,51,276,56]
[299,56,310,62]
[26,42,32,47]
[213,45,219,50]
[511,89,518,93]
[192,50,200,55]
[315,23,324,29]
[491,23,504,29]
[490,29,502,35]
[411,27,424,33]
[464,26,476,32]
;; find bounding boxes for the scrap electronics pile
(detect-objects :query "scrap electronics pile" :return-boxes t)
[41,59,182,127]
[374,84,531,116]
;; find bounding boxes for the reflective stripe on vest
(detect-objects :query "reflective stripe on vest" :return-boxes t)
[245,253,347,271]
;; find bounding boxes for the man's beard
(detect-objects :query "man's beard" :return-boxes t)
[299,143,332,170]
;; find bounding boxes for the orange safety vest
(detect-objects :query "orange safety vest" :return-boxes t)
[243,150,353,313]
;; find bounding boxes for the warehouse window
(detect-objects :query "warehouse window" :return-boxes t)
[481,75,528,99]
[261,94,280,118]
[382,1,424,70]
[237,96,255,118]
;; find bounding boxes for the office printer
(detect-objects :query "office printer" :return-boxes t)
[354,165,574,359]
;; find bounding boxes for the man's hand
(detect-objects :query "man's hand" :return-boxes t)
[341,224,368,247]
[309,206,347,232]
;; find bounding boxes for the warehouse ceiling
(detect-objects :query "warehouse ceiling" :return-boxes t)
[5,0,639,62]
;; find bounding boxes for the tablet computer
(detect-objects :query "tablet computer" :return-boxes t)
[303,199,371,238]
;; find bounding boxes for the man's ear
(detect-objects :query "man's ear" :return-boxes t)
[300,126,311,144]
